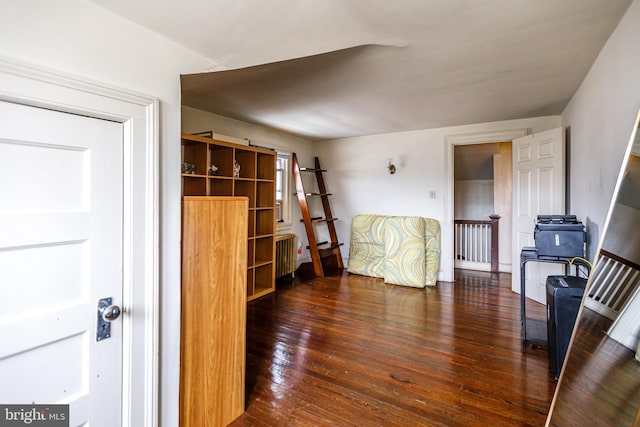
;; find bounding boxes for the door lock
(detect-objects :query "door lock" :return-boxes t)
[97,297,122,341]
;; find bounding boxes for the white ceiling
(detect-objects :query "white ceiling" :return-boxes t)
[89,0,632,141]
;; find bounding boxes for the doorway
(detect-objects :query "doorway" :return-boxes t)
[443,128,528,283]
[454,142,512,273]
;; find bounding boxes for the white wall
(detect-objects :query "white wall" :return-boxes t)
[181,106,317,262]
[318,116,560,282]
[454,180,494,220]
[561,0,640,260]
[0,1,219,425]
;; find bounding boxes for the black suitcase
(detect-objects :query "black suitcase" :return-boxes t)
[546,275,587,379]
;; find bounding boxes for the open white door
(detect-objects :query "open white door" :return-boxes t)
[0,101,124,425]
[512,127,566,303]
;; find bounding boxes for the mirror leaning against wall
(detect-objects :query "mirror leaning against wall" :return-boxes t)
[547,109,640,426]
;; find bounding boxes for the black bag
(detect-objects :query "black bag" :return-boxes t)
[534,215,586,257]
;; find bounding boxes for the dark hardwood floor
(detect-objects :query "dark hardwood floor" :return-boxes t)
[231,267,556,426]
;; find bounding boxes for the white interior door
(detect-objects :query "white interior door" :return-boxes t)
[512,127,566,303]
[0,100,124,425]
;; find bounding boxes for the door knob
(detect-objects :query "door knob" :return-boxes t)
[101,305,121,322]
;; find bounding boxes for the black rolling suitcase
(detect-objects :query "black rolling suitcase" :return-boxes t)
[546,275,587,379]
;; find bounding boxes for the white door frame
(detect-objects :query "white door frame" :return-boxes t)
[443,128,529,282]
[0,56,159,426]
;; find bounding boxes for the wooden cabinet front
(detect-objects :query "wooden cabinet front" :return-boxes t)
[180,196,247,427]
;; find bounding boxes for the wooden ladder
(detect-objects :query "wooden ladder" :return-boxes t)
[292,153,344,277]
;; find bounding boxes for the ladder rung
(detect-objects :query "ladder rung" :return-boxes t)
[319,243,344,257]
[299,168,327,172]
[306,241,329,249]
[300,217,338,223]
[317,217,337,223]
[323,242,343,249]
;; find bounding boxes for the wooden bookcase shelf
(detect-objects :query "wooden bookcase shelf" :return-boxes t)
[181,133,277,301]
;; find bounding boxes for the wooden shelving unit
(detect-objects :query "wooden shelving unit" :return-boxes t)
[181,133,277,301]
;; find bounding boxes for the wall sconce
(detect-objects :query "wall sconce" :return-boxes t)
[388,158,396,175]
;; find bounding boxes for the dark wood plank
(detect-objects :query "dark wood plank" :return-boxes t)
[231,267,556,426]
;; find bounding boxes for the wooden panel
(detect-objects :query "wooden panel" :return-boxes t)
[182,175,206,196]
[182,139,208,176]
[255,209,274,236]
[234,180,256,208]
[209,144,234,177]
[235,148,256,179]
[493,142,512,270]
[256,181,275,208]
[257,152,276,180]
[180,196,247,427]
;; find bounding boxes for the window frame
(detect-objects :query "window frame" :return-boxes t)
[275,151,292,230]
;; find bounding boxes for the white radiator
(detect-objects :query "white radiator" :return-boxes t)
[275,233,296,278]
